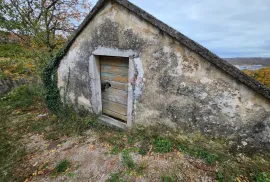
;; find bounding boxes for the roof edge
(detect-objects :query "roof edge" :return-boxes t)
[54,0,270,100]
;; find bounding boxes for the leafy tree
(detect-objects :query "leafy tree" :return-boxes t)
[244,67,270,88]
[0,0,91,65]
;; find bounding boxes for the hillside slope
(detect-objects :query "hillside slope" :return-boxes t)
[224,57,270,66]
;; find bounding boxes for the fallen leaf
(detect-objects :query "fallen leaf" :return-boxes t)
[89,144,95,150]
[177,151,182,159]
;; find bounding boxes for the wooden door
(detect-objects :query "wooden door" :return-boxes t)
[100,56,129,122]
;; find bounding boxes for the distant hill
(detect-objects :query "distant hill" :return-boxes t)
[224,57,270,66]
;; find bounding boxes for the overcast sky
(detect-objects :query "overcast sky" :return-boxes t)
[91,0,270,58]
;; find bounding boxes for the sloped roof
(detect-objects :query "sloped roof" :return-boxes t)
[58,0,270,99]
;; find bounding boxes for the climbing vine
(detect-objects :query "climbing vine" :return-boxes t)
[42,50,66,114]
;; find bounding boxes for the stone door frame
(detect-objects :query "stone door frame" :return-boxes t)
[89,46,138,129]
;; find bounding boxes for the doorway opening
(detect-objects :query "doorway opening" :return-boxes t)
[99,56,129,123]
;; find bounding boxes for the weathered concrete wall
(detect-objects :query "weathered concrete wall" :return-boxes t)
[58,1,270,151]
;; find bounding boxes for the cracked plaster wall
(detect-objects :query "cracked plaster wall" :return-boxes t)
[58,1,270,151]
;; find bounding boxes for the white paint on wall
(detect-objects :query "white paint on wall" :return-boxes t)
[198,92,208,100]
[134,57,144,100]
[78,95,91,110]
[163,46,171,53]
[200,77,213,84]
[216,91,241,118]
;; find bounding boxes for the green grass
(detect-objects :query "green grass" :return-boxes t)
[30,108,99,141]
[52,159,71,176]
[161,175,175,182]
[0,84,44,181]
[99,131,127,155]
[107,172,126,182]
[1,84,44,109]
[107,149,147,181]
[255,172,270,182]
[106,173,125,182]
[177,144,218,164]
[0,43,32,59]
[0,108,27,181]
[153,137,173,153]
[122,149,135,169]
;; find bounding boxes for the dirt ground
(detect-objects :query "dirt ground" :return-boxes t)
[22,129,216,182]
[0,84,220,182]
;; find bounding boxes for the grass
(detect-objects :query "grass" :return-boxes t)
[107,172,126,182]
[254,172,270,182]
[99,131,127,155]
[177,143,218,164]
[0,84,44,181]
[130,125,270,181]
[0,43,36,79]
[153,137,173,153]
[161,175,175,182]
[122,149,135,169]
[107,149,147,181]
[0,108,27,181]
[52,159,71,176]
[0,43,32,59]
[0,84,98,181]
[1,84,43,109]
[97,124,270,181]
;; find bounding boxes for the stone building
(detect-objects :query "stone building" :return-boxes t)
[53,0,270,150]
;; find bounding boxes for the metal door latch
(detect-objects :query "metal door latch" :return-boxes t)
[101,82,111,92]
